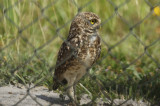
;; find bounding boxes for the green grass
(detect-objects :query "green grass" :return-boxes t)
[0,0,160,105]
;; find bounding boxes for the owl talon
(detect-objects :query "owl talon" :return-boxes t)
[59,94,65,101]
[67,102,77,106]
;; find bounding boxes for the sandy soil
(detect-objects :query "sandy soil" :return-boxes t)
[0,85,150,106]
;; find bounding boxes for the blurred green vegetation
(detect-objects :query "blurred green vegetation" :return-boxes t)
[0,0,160,105]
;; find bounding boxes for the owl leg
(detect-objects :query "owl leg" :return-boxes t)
[73,83,80,103]
[65,77,78,105]
[66,85,75,101]
[73,84,76,97]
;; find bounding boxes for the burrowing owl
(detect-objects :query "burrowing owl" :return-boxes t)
[53,12,101,104]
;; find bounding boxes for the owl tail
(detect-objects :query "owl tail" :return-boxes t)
[53,80,60,90]
[53,78,68,90]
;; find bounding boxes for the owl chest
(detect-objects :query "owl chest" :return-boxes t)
[78,35,100,66]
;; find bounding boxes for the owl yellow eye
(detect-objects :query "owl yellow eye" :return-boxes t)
[90,19,96,25]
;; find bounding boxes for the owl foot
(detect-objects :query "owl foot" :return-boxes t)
[59,94,65,101]
[67,102,77,106]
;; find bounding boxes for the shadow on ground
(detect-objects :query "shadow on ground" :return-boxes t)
[36,95,70,105]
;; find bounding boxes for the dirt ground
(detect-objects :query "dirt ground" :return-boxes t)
[0,84,150,106]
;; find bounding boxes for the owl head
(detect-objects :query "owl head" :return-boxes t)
[71,12,101,33]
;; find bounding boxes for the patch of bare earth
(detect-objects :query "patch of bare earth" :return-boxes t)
[0,85,150,106]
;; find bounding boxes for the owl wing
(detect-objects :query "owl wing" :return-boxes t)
[53,37,79,90]
[54,36,79,78]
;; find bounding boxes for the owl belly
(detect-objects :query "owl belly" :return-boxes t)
[84,49,95,67]
[62,62,87,84]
